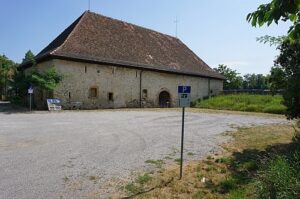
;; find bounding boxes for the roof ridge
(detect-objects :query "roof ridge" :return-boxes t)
[87,11,180,41]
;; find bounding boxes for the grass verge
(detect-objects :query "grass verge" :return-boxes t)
[124,123,300,199]
[194,94,286,114]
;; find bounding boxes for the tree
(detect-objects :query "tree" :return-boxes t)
[247,0,300,42]
[243,73,269,89]
[10,68,63,104]
[22,50,35,64]
[269,66,287,94]
[214,64,243,90]
[0,55,17,99]
[10,51,63,105]
[248,1,300,119]
[275,41,300,119]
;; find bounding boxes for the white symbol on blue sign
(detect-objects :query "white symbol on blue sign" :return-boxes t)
[178,86,191,93]
[178,86,191,107]
[28,85,33,94]
[47,99,61,104]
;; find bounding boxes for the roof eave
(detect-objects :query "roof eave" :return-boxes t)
[20,53,225,80]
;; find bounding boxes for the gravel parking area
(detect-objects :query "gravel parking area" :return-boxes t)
[0,107,287,199]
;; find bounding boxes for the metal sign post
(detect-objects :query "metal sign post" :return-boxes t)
[28,85,33,112]
[178,86,191,179]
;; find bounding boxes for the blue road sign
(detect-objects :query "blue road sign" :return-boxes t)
[178,86,191,93]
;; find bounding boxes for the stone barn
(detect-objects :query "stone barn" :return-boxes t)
[22,11,224,109]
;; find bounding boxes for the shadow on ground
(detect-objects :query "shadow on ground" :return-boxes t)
[0,101,28,114]
[218,130,300,197]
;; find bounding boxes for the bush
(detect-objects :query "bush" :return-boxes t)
[256,156,300,199]
[194,94,286,114]
[255,133,300,198]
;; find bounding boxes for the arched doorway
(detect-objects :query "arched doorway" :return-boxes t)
[159,91,171,108]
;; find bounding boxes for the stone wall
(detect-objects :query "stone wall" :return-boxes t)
[32,59,223,109]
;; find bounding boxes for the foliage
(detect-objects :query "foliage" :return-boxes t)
[275,41,300,119]
[214,65,270,90]
[247,0,300,42]
[256,35,287,46]
[0,54,17,98]
[9,50,62,105]
[269,66,287,94]
[9,68,63,104]
[256,155,300,199]
[248,1,300,119]
[243,73,270,89]
[195,94,286,114]
[30,68,63,91]
[22,50,35,64]
[214,64,243,90]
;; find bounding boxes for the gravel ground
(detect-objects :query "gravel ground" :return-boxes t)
[0,106,287,199]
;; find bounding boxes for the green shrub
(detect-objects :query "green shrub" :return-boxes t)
[229,188,247,199]
[136,173,152,185]
[256,155,300,199]
[195,94,286,114]
[219,177,237,193]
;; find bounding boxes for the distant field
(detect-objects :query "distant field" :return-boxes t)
[194,94,286,114]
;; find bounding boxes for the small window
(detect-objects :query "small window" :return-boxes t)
[85,66,87,73]
[89,87,98,98]
[142,89,148,98]
[108,92,114,101]
[68,92,71,99]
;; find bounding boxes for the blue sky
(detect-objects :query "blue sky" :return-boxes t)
[0,0,290,75]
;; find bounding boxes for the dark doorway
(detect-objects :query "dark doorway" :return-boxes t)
[159,91,171,108]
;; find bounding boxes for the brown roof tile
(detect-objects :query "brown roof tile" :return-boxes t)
[36,11,224,80]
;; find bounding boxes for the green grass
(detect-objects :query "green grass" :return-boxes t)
[145,159,164,168]
[136,173,152,185]
[195,94,286,114]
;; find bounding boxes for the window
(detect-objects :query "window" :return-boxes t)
[108,92,114,101]
[68,92,71,99]
[89,87,98,98]
[85,66,87,73]
[142,89,148,98]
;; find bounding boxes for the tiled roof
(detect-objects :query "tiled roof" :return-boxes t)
[34,11,224,80]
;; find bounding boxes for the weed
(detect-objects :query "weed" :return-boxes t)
[187,152,195,156]
[174,158,181,164]
[145,159,164,168]
[205,165,215,172]
[219,177,236,193]
[124,182,143,194]
[256,155,300,199]
[196,172,204,180]
[63,176,69,182]
[88,176,97,181]
[216,156,232,164]
[241,160,258,172]
[164,156,173,160]
[229,188,247,199]
[136,173,152,185]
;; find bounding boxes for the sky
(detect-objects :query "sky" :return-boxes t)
[0,0,291,75]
